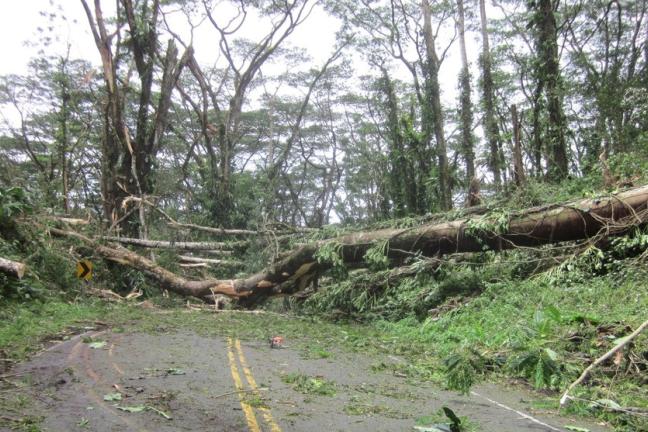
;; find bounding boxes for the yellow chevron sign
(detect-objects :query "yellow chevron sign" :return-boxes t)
[76,259,93,280]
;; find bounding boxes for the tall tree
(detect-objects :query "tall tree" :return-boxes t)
[456,0,476,187]
[169,0,315,227]
[422,0,452,210]
[529,0,569,180]
[80,0,192,234]
[479,0,503,189]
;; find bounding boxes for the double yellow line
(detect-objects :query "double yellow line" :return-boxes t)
[227,338,282,432]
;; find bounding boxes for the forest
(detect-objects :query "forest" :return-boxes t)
[0,0,647,431]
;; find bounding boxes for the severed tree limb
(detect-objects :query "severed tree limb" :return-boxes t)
[180,263,210,268]
[0,257,26,279]
[178,255,243,266]
[49,216,91,226]
[51,185,648,305]
[559,318,648,408]
[168,222,258,236]
[102,236,243,250]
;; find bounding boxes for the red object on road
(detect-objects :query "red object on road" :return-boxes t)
[269,336,284,348]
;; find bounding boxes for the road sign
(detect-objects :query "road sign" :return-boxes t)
[76,259,93,280]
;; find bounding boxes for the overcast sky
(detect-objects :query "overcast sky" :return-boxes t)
[0,0,493,113]
[0,1,340,74]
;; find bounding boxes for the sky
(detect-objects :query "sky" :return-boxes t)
[0,0,341,75]
[0,0,478,104]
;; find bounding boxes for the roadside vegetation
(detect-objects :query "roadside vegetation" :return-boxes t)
[1,172,647,431]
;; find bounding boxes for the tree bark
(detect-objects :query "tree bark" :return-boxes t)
[511,104,526,187]
[457,0,476,184]
[102,237,243,251]
[179,255,243,266]
[531,0,568,181]
[422,0,452,211]
[479,0,503,189]
[0,257,26,279]
[53,185,648,305]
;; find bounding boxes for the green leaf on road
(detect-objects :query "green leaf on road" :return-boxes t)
[88,341,107,349]
[103,392,122,401]
[116,405,146,413]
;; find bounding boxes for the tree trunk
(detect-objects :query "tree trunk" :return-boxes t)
[479,0,503,189]
[422,0,452,211]
[511,104,526,187]
[0,257,26,279]
[532,0,568,181]
[102,237,243,251]
[457,0,476,184]
[54,185,648,305]
[80,0,191,232]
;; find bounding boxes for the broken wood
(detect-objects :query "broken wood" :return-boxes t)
[167,222,258,236]
[0,257,26,279]
[52,185,648,304]
[178,255,243,266]
[180,263,210,268]
[102,236,243,251]
[560,318,648,408]
[50,216,91,225]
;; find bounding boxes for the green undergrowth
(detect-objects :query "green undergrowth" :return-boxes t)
[0,299,145,361]
[295,236,648,431]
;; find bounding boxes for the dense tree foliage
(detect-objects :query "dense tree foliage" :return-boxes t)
[0,0,647,229]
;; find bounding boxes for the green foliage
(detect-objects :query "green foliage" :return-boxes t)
[0,187,32,226]
[444,347,484,395]
[464,210,510,247]
[314,242,347,279]
[363,240,389,271]
[505,308,566,389]
[280,373,336,396]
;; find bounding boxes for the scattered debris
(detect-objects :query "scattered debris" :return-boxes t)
[269,336,285,349]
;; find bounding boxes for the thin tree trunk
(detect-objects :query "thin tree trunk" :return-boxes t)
[102,237,244,251]
[511,104,526,187]
[457,0,476,183]
[479,0,503,189]
[422,0,452,210]
[533,0,568,180]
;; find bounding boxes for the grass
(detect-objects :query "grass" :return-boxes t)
[0,254,645,431]
[0,299,146,361]
[343,395,405,418]
[280,373,337,396]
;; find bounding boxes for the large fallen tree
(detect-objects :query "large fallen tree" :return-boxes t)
[51,185,648,305]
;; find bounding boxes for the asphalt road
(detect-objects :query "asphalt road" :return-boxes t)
[4,329,609,432]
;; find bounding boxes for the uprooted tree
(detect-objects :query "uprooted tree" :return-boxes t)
[51,185,648,305]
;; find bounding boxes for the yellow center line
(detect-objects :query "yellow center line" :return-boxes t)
[227,338,261,432]
[234,339,282,432]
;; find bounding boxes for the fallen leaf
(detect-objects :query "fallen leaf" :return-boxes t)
[103,393,122,402]
[117,405,146,413]
[147,406,172,420]
[88,341,107,349]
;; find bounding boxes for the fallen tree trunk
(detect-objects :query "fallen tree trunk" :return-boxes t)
[53,185,648,304]
[167,222,258,236]
[0,257,26,279]
[102,236,243,251]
